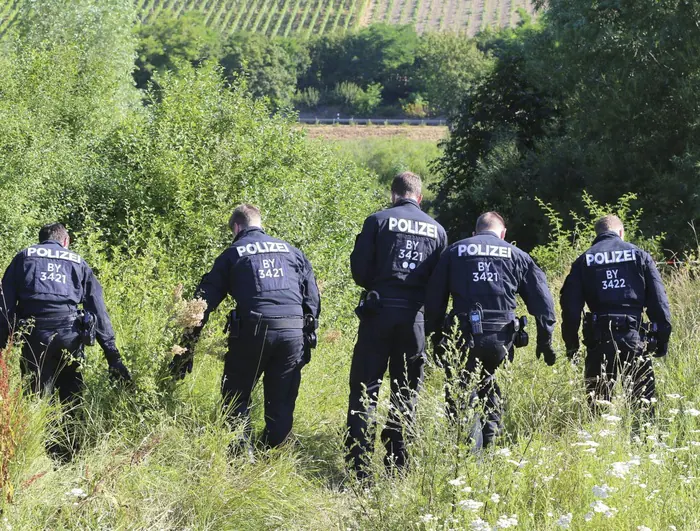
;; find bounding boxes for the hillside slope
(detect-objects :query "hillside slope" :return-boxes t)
[0,0,535,38]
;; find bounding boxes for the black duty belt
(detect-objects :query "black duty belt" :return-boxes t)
[22,313,78,330]
[455,309,516,333]
[254,317,304,330]
[381,297,424,312]
[590,313,641,332]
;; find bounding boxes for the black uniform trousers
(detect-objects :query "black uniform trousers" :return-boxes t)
[444,330,514,449]
[345,308,426,473]
[20,318,84,403]
[584,328,654,407]
[18,317,84,461]
[222,326,305,448]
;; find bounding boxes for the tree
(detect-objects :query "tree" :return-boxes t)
[220,33,305,109]
[134,11,222,89]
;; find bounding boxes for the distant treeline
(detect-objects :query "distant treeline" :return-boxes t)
[133,11,526,118]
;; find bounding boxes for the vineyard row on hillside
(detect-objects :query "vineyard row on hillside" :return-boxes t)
[0,0,534,37]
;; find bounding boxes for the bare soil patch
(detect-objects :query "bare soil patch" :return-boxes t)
[299,124,449,140]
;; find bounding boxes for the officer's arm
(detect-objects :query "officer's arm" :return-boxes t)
[425,250,451,337]
[518,257,557,343]
[350,216,378,289]
[187,253,230,345]
[82,266,120,360]
[300,254,321,319]
[642,252,672,349]
[559,259,586,351]
[0,255,20,348]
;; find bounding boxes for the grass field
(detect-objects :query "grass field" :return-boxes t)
[301,124,448,140]
[0,0,536,38]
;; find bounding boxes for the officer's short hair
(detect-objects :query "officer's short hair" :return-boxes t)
[391,172,422,198]
[229,204,262,231]
[39,223,68,243]
[475,212,506,233]
[594,215,624,235]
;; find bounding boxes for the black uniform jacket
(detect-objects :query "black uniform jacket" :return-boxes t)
[0,239,119,354]
[350,198,447,304]
[193,227,321,335]
[560,231,672,350]
[425,231,556,341]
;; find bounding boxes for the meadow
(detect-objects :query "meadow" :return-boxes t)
[3,1,700,529]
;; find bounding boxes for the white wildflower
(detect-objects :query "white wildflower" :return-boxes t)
[591,500,611,513]
[584,512,594,522]
[601,414,622,423]
[592,484,615,499]
[448,477,466,487]
[572,440,600,448]
[666,394,683,399]
[686,408,700,417]
[604,508,618,518]
[598,429,614,438]
[459,500,485,511]
[462,486,473,494]
[496,447,512,457]
[649,454,663,465]
[470,517,491,531]
[67,488,87,499]
[556,513,573,529]
[578,430,594,440]
[669,409,680,416]
[419,514,436,523]
[495,515,518,529]
[595,399,613,406]
[506,459,528,467]
[490,493,501,504]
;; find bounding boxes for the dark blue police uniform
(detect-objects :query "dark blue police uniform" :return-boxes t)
[347,198,447,473]
[425,231,556,447]
[560,231,672,407]
[180,227,320,447]
[0,240,125,403]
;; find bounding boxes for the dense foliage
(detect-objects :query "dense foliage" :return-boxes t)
[435,0,700,252]
[130,17,494,115]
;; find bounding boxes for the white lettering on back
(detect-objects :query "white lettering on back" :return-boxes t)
[236,241,291,256]
[27,246,81,264]
[388,217,438,239]
[585,249,636,267]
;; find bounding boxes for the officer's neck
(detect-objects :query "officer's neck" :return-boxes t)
[475,230,502,239]
[234,225,264,241]
[595,230,622,242]
[392,197,420,208]
[42,239,68,248]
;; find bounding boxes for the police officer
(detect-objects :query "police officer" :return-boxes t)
[346,172,447,476]
[560,215,672,409]
[425,212,556,449]
[170,204,321,449]
[0,223,131,458]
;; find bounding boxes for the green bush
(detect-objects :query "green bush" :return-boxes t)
[293,86,321,110]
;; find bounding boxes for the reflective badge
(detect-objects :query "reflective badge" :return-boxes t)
[250,255,291,292]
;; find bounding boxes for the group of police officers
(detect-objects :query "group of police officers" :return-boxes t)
[0,172,672,473]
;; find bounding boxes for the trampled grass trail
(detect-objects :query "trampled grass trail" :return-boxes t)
[2,268,700,529]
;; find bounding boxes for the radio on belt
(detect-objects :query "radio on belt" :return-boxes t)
[470,306,483,335]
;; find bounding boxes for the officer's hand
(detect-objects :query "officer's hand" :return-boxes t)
[653,343,669,358]
[108,359,132,383]
[537,342,557,366]
[430,333,445,369]
[169,351,193,380]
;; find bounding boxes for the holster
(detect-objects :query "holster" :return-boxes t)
[354,290,382,319]
[78,311,96,346]
[302,314,318,366]
[513,316,529,349]
[225,310,241,339]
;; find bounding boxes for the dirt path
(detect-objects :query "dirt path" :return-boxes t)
[299,124,449,141]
